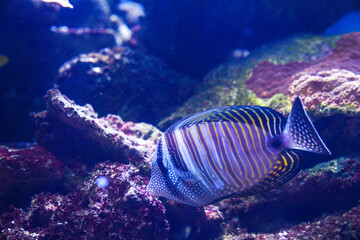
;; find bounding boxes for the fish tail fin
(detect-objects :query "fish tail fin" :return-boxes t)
[282,97,331,155]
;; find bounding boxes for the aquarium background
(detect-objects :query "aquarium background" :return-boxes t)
[1,0,360,239]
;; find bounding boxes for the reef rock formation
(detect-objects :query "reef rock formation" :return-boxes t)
[55,46,196,125]
[219,156,360,240]
[0,146,80,211]
[0,162,169,240]
[32,89,161,173]
[246,32,360,116]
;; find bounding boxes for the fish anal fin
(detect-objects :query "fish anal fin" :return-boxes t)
[226,150,302,198]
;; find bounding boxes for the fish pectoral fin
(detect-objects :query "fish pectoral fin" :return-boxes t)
[282,97,331,155]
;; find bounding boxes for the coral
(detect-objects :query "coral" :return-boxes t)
[289,69,360,115]
[32,89,161,173]
[217,156,360,239]
[246,32,360,116]
[55,46,196,126]
[40,0,73,9]
[287,32,360,115]
[163,33,360,129]
[51,14,134,46]
[0,146,80,211]
[0,162,169,240]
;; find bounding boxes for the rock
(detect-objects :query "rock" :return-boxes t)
[0,146,80,211]
[55,47,196,126]
[217,156,360,239]
[164,201,223,239]
[160,32,360,157]
[32,89,162,174]
[0,162,169,240]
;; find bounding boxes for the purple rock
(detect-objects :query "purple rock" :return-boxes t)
[0,146,80,211]
[217,156,360,239]
[1,162,169,240]
[32,89,162,173]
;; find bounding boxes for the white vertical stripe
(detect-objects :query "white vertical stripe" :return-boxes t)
[174,127,198,173]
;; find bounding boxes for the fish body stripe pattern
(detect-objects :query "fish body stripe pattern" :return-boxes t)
[163,106,286,203]
[147,97,331,206]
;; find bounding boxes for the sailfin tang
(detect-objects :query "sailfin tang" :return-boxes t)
[283,97,331,155]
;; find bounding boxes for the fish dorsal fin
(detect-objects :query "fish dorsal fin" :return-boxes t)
[167,106,286,137]
[282,97,331,155]
[225,149,303,199]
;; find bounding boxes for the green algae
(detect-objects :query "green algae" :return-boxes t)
[315,102,360,117]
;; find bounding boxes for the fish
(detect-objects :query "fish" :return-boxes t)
[0,54,9,67]
[146,97,331,207]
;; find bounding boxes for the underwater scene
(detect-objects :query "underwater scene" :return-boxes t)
[1,0,360,239]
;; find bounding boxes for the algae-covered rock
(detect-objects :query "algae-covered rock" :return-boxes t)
[159,34,339,129]
[160,32,360,156]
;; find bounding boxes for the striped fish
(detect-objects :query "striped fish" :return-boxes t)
[146,97,331,207]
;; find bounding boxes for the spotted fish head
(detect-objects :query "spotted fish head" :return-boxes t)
[147,137,212,206]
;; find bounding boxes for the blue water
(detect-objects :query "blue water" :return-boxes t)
[324,9,360,35]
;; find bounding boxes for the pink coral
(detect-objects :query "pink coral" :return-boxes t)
[246,32,360,114]
[289,69,360,112]
[287,33,360,113]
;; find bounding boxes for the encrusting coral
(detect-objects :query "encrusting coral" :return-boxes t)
[246,32,360,115]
